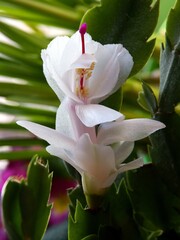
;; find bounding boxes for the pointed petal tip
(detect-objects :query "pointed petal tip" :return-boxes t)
[16,120,27,127]
[150,120,166,133]
[118,157,144,174]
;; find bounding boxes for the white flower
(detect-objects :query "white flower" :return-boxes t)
[17,117,165,197]
[17,23,166,205]
[41,23,133,127]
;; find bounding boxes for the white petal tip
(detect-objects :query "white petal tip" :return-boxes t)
[76,104,124,127]
[17,120,27,127]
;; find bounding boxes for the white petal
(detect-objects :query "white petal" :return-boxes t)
[74,134,116,179]
[70,54,96,69]
[56,98,76,139]
[82,170,118,195]
[118,157,144,174]
[41,36,69,77]
[60,31,97,73]
[41,50,64,101]
[41,33,91,102]
[97,119,165,145]
[17,120,75,150]
[88,44,133,103]
[75,104,124,127]
[41,36,71,101]
[44,53,80,102]
[116,46,134,87]
[46,145,83,174]
[114,141,134,166]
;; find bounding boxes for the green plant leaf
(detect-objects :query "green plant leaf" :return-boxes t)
[82,0,160,75]
[126,165,180,237]
[137,81,158,115]
[1,180,23,240]
[107,180,142,240]
[68,201,108,240]
[101,87,123,111]
[82,234,98,240]
[149,124,180,193]
[149,0,180,195]
[159,0,180,112]
[155,0,176,32]
[1,0,81,29]
[0,21,48,51]
[68,185,87,217]
[2,156,53,240]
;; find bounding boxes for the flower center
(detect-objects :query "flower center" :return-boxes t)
[76,62,95,100]
[76,23,95,101]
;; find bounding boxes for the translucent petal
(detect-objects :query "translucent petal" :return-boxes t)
[75,104,123,127]
[97,119,165,145]
[88,44,133,103]
[41,36,69,77]
[41,50,64,101]
[74,134,116,179]
[70,54,96,69]
[17,120,75,150]
[114,141,134,166]
[118,157,144,174]
[46,145,83,174]
[60,31,97,74]
[116,46,134,88]
[56,98,76,139]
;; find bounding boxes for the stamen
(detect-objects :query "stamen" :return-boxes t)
[79,23,87,54]
[80,70,84,90]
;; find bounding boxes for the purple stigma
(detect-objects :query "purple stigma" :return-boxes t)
[79,23,87,35]
[79,23,87,54]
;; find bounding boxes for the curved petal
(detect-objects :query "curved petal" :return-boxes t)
[41,32,97,102]
[82,170,118,195]
[113,141,134,166]
[118,157,144,174]
[88,44,133,103]
[41,36,69,77]
[17,120,75,150]
[75,104,124,127]
[46,145,83,174]
[41,30,133,104]
[43,51,79,102]
[56,98,76,139]
[74,134,116,179]
[97,119,165,145]
[116,46,134,88]
[41,36,71,101]
[41,51,64,101]
[60,31,97,74]
[70,54,96,69]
